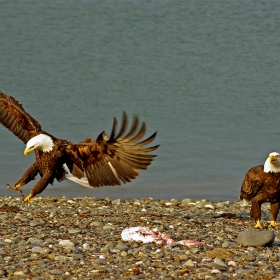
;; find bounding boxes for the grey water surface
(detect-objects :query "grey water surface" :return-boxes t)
[1,1,280,200]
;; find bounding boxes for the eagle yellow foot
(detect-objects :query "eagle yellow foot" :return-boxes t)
[254,220,263,230]
[268,221,279,229]
[7,184,22,194]
[21,194,32,205]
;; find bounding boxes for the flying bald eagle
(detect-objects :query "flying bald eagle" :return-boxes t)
[240,152,280,229]
[0,91,159,204]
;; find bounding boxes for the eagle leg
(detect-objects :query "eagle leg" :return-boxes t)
[7,163,39,197]
[7,183,22,194]
[20,174,53,204]
[268,202,280,229]
[251,199,263,229]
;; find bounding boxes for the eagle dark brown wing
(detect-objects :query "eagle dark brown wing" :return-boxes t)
[63,112,159,187]
[240,165,264,201]
[0,91,42,144]
[240,165,280,202]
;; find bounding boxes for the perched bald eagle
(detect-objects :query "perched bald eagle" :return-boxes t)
[0,91,159,204]
[240,152,280,229]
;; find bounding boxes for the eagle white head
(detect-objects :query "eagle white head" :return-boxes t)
[264,152,280,173]
[24,134,54,156]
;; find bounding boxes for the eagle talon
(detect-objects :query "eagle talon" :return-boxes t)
[268,221,278,229]
[21,194,32,205]
[254,220,263,230]
[7,184,22,194]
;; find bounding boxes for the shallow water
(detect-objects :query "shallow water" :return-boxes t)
[1,1,280,200]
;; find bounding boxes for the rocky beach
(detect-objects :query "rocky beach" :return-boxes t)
[0,196,280,279]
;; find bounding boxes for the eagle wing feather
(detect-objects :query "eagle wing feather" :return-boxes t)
[240,165,264,201]
[0,91,42,144]
[64,112,158,188]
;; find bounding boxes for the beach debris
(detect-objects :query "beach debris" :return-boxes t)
[121,226,205,246]
[206,248,235,260]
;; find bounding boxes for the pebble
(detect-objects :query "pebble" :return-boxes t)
[68,229,82,234]
[241,253,256,261]
[0,196,280,279]
[222,241,239,248]
[31,246,45,254]
[237,230,275,246]
[58,240,76,251]
[183,259,195,267]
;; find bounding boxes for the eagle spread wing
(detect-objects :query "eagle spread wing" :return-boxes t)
[0,91,42,144]
[64,112,159,187]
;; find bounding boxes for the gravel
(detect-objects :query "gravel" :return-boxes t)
[0,196,280,279]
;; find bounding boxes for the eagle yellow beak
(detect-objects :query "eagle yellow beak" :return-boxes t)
[24,148,33,156]
[270,155,277,163]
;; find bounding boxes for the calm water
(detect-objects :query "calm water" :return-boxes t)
[1,1,280,200]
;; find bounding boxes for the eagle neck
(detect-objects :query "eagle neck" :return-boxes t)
[264,158,280,173]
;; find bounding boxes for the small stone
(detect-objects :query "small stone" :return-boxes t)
[181,198,193,205]
[179,254,189,261]
[112,198,123,204]
[211,269,222,274]
[104,242,116,249]
[133,200,141,205]
[228,260,237,267]
[49,268,65,275]
[207,262,228,271]
[0,214,9,220]
[222,241,239,248]
[68,229,81,234]
[28,238,43,245]
[73,254,83,259]
[31,246,45,254]
[59,240,76,251]
[198,272,211,279]
[204,204,214,209]
[214,257,227,268]
[115,241,129,251]
[183,260,195,267]
[90,221,104,227]
[100,247,109,253]
[14,271,25,276]
[103,225,115,230]
[29,253,39,260]
[195,203,205,209]
[241,254,256,261]
[54,255,73,262]
[235,268,254,274]
[237,231,275,247]
[191,248,200,254]
[120,251,127,257]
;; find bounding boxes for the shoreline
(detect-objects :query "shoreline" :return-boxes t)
[0,196,280,279]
